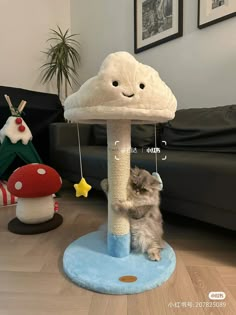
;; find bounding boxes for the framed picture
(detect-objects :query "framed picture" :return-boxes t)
[198,0,236,29]
[134,0,183,54]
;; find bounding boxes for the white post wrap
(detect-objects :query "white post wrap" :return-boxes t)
[107,120,131,256]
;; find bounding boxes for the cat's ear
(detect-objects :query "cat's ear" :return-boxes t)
[131,166,139,176]
[142,184,149,191]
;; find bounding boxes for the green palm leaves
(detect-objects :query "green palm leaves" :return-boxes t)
[41,26,80,99]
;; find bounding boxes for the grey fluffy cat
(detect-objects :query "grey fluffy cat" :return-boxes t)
[101,167,164,261]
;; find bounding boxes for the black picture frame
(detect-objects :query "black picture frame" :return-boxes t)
[198,0,236,29]
[134,0,183,54]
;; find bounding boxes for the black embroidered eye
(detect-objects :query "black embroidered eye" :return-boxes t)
[112,81,119,87]
[139,83,145,89]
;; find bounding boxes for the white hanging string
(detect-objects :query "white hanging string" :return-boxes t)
[154,123,158,173]
[153,123,163,191]
[76,123,83,178]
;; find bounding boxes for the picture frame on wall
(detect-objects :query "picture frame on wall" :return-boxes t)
[198,0,236,29]
[134,0,183,54]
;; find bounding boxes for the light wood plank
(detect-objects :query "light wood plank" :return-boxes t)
[145,289,171,315]
[187,266,236,315]
[0,271,67,294]
[216,266,236,286]
[89,293,127,315]
[227,286,236,300]
[0,294,92,315]
[0,243,37,256]
[1,311,87,315]
[128,292,151,315]
[157,253,205,315]
[179,250,236,267]
[0,256,45,272]
[167,239,236,251]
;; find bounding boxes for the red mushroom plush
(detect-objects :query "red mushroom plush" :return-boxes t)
[7,163,62,224]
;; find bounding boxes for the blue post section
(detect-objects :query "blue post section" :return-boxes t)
[107,232,131,257]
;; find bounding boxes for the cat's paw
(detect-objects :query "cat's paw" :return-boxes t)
[147,249,161,261]
[112,202,120,212]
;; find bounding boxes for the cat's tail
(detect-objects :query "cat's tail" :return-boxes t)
[100,178,108,199]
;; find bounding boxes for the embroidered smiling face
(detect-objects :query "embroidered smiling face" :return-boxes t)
[110,79,144,98]
[64,51,177,124]
[109,78,144,99]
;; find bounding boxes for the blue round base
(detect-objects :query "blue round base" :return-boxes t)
[63,231,176,295]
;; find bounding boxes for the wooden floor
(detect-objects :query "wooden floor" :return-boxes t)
[0,184,235,315]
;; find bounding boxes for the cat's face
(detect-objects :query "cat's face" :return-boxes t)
[129,167,159,196]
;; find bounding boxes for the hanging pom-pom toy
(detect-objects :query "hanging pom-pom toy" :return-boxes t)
[152,172,163,191]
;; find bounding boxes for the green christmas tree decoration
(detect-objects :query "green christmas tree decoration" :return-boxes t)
[0,95,42,179]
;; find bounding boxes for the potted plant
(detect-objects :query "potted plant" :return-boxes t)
[41,26,80,102]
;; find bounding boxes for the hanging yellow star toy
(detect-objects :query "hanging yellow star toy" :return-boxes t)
[74,177,92,198]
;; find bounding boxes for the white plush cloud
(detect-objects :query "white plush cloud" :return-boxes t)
[64,51,177,124]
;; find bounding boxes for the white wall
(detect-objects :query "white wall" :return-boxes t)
[0,0,70,94]
[71,0,236,109]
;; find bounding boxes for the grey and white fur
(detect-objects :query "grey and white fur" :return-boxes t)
[100,167,164,261]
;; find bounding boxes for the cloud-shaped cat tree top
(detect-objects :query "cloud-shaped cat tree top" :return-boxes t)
[64,51,177,124]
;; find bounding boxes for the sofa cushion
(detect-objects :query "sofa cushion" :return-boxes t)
[92,124,159,147]
[131,125,156,147]
[161,105,236,153]
[155,149,235,214]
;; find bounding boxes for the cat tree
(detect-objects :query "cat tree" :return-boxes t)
[63,52,177,294]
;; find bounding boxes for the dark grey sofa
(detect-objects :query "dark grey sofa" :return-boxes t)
[50,105,236,231]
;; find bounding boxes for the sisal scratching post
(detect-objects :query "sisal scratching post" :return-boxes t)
[107,120,131,257]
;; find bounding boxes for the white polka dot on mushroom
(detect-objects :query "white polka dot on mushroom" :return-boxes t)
[37,168,46,175]
[15,181,22,190]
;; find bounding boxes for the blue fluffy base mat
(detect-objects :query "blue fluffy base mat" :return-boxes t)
[63,230,176,294]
